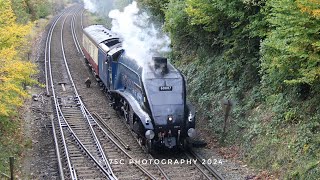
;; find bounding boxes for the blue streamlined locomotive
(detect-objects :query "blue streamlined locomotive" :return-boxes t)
[82,25,196,152]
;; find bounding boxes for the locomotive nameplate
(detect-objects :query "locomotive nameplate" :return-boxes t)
[159,86,172,91]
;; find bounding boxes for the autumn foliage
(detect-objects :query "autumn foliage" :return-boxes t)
[0,0,37,119]
[0,0,54,174]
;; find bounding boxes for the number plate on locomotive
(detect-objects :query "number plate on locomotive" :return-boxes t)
[159,86,172,91]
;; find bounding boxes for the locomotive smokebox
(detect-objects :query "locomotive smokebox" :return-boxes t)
[152,57,168,75]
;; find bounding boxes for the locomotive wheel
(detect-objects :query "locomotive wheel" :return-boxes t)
[111,99,117,110]
[111,97,119,110]
[106,91,113,101]
[124,102,133,124]
[124,103,130,123]
[129,106,134,125]
[146,139,153,154]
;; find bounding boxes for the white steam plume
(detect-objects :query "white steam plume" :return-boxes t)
[108,1,171,67]
[83,0,96,13]
[83,0,114,18]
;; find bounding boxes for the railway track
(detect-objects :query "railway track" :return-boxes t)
[92,111,226,180]
[46,6,115,179]
[43,4,226,180]
[111,112,225,180]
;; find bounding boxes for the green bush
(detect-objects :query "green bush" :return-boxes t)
[11,0,31,23]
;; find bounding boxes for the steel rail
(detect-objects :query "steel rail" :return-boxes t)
[113,111,170,180]
[46,15,66,179]
[51,115,65,180]
[70,8,80,53]
[59,7,117,179]
[71,7,84,56]
[77,97,117,180]
[92,112,130,150]
[184,152,212,180]
[114,111,220,180]
[46,7,78,180]
[148,154,170,180]
[56,105,116,179]
[189,149,225,180]
[80,9,84,30]
[44,9,68,96]
[88,111,158,180]
[65,6,111,171]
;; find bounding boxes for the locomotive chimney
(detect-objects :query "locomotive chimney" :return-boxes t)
[152,57,168,75]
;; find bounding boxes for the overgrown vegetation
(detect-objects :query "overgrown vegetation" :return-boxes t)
[138,0,320,178]
[0,0,56,175]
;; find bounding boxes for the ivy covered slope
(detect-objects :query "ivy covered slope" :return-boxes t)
[0,0,53,174]
[138,0,319,178]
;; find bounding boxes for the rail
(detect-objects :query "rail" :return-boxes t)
[46,5,117,179]
[92,112,159,180]
[45,8,70,179]
[92,112,130,150]
[189,149,225,180]
[62,8,116,178]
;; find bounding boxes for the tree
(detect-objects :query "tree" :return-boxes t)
[138,0,169,22]
[0,0,36,117]
[261,0,320,93]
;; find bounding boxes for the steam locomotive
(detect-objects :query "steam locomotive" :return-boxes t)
[82,25,196,152]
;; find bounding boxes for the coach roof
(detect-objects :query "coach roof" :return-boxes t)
[83,25,119,45]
